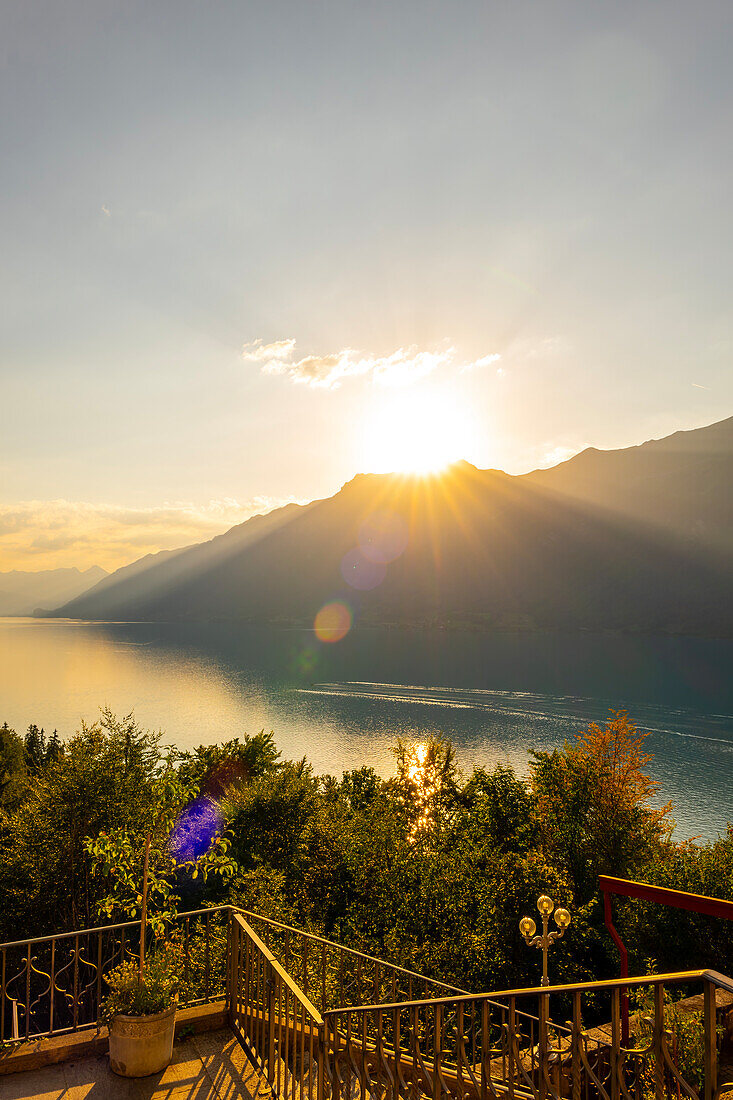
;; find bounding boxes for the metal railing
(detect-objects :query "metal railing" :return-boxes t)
[319,970,730,1100]
[0,904,463,1044]
[231,912,325,1100]
[0,905,229,1042]
[231,912,731,1100]
[3,905,732,1100]
[238,909,466,1011]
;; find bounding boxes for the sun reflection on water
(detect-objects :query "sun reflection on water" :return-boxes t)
[398,738,444,841]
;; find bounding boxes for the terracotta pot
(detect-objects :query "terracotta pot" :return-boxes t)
[108,1001,177,1077]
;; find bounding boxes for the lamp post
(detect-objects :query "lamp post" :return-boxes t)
[519,895,571,986]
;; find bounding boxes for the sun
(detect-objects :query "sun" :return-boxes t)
[360,389,475,475]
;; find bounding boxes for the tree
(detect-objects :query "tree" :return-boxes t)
[390,735,459,843]
[24,724,48,773]
[530,711,673,900]
[458,763,538,854]
[0,722,27,809]
[84,763,236,983]
[177,731,280,797]
[0,710,161,937]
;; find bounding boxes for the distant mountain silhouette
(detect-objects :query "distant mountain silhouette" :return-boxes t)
[524,414,733,558]
[1,566,107,616]
[49,416,733,637]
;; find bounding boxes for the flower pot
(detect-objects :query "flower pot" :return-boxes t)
[108,1001,177,1077]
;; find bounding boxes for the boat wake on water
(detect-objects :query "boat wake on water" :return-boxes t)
[295,681,733,748]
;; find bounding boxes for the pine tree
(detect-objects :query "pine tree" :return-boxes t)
[24,724,47,773]
[45,729,63,765]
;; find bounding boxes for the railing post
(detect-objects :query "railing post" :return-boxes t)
[571,991,582,1100]
[267,972,276,1086]
[704,977,718,1100]
[226,910,236,1024]
[538,992,548,1100]
[433,1003,443,1100]
[610,987,621,1100]
[653,984,665,1100]
[318,1020,328,1100]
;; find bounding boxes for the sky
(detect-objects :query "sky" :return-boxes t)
[2,0,732,571]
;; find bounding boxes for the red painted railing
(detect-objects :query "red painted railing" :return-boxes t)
[600,875,733,1042]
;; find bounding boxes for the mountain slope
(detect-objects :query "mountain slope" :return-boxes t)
[524,415,733,557]
[51,416,733,636]
[0,566,108,616]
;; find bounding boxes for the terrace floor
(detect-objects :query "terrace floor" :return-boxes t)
[3,1028,264,1100]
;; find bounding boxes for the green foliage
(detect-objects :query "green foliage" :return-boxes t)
[177,731,280,795]
[84,764,236,934]
[4,707,733,1007]
[224,739,583,990]
[390,735,459,842]
[618,826,733,975]
[0,722,27,810]
[0,709,162,936]
[632,966,718,1094]
[24,725,62,774]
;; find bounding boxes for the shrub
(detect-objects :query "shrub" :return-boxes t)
[101,943,186,1024]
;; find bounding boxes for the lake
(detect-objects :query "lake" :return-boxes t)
[2,617,732,841]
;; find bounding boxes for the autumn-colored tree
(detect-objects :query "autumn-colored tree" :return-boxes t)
[530,712,673,899]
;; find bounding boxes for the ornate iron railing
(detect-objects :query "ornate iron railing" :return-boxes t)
[0,905,229,1042]
[319,970,730,1100]
[4,904,731,1100]
[231,912,731,1100]
[231,912,325,1100]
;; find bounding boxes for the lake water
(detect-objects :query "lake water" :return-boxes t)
[2,617,732,841]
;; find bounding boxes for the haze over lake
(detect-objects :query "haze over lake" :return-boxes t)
[3,617,732,843]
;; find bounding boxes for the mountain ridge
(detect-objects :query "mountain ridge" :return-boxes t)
[1,566,108,616]
[47,415,733,637]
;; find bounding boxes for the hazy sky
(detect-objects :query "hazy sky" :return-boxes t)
[2,1,732,570]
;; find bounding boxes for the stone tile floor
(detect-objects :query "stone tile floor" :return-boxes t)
[3,1029,265,1100]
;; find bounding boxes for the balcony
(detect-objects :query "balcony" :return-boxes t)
[2,904,732,1099]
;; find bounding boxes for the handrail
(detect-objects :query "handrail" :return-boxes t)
[234,907,466,994]
[700,969,733,994]
[322,967,714,1016]
[0,902,463,995]
[599,876,733,920]
[0,904,228,950]
[233,914,324,1026]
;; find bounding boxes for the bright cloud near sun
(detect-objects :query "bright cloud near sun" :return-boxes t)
[243,339,501,389]
[0,497,301,572]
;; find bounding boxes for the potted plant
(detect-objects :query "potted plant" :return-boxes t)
[84,763,236,1077]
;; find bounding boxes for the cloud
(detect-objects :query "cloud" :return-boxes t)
[538,445,582,469]
[0,496,300,572]
[241,338,296,364]
[243,339,501,389]
[461,353,502,373]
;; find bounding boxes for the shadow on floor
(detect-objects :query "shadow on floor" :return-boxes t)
[2,1028,263,1100]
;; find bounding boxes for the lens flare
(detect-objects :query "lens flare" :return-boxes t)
[340,548,387,590]
[314,601,352,643]
[169,796,223,863]
[359,511,409,564]
[291,642,319,676]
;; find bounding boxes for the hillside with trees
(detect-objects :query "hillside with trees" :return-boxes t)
[2,709,733,992]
